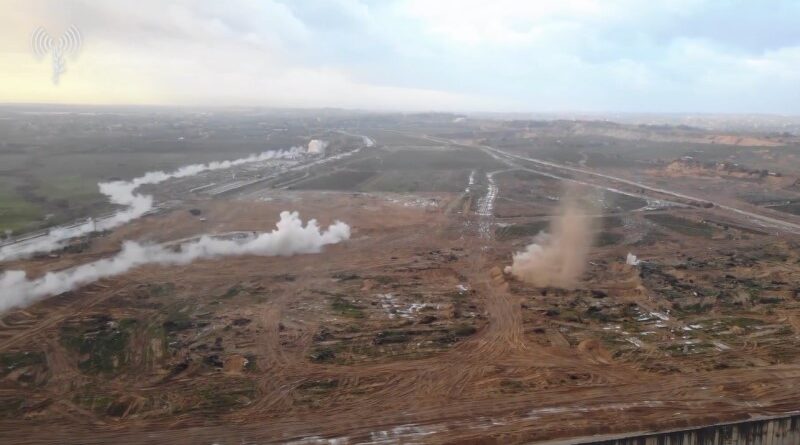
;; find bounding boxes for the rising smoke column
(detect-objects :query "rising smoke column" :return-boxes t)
[0,147,305,261]
[504,187,596,288]
[0,211,350,312]
[306,139,329,154]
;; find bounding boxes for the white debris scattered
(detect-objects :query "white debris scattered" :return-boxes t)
[713,341,731,351]
[476,172,498,217]
[625,337,643,348]
[650,311,670,321]
[286,436,350,445]
[464,170,476,193]
[626,252,640,266]
[368,423,439,443]
[378,293,427,319]
[386,196,439,208]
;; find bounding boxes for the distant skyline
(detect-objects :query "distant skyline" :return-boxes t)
[2,1,800,114]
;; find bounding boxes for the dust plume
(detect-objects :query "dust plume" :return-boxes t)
[0,147,305,261]
[0,211,350,312]
[504,187,596,288]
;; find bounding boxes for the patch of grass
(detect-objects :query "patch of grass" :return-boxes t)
[73,392,115,414]
[162,310,194,332]
[758,296,783,305]
[378,148,503,170]
[644,213,714,238]
[37,175,102,207]
[344,324,362,333]
[332,272,360,281]
[244,354,258,372]
[676,302,713,314]
[220,285,241,299]
[147,282,175,297]
[607,193,647,212]
[449,290,466,319]
[559,309,583,323]
[771,202,800,217]
[330,296,365,318]
[294,378,340,408]
[0,398,24,418]
[374,330,410,345]
[361,169,471,193]
[197,380,257,412]
[727,317,766,328]
[495,221,549,240]
[596,231,624,247]
[0,183,43,233]
[297,378,339,393]
[309,346,337,363]
[371,275,393,285]
[499,379,525,393]
[61,317,137,374]
[584,306,617,322]
[453,324,477,337]
[291,170,376,190]
[600,216,623,229]
[0,351,45,377]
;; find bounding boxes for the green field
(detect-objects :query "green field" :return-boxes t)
[644,213,714,238]
[0,178,44,233]
[292,146,505,193]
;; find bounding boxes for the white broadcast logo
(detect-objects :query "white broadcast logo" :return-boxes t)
[31,25,82,85]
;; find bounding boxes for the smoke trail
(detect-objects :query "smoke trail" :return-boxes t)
[504,188,596,288]
[0,147,305,261]
[0,211,350,312]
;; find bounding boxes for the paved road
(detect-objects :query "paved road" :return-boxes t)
[419,133,800,235]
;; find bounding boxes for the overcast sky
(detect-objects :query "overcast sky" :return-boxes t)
[2,0,800,114]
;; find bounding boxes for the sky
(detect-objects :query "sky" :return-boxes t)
[1,0,800,114]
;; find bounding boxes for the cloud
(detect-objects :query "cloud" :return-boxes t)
[1,0,800,113]
[394,0,800,113]
[0,0,500,110]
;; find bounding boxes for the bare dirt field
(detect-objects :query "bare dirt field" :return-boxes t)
[3,183,800,444]
[4,117,800,444]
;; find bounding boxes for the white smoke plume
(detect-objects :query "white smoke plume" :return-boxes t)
[306,139,329,154]
[504,188,596,288]
[0,147,305,261]
[0,211,349,312]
